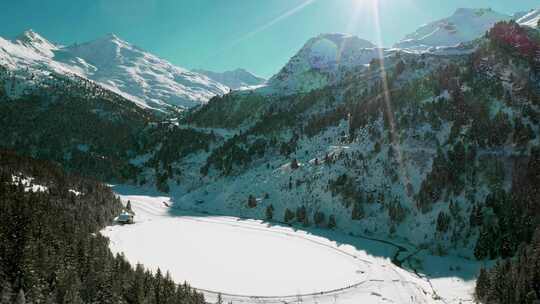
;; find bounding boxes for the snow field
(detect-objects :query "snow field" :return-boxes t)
[101,190,458,304]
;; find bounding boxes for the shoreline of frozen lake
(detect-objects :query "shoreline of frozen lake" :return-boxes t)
[101,186,480,304]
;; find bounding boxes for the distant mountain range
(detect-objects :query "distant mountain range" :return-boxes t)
[193,68,266,90]
[263,8,539,94]
[0,30,230,113]
[1,7,537,113]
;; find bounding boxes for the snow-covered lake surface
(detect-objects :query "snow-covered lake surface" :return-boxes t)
[102,185,480,304]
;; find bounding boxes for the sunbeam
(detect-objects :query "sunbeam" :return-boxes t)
[236,0,316,44]
[204,0,316,63]
[370,0,411,189]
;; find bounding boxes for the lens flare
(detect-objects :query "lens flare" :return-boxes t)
[369,0,411,190]
[203,0,316,63]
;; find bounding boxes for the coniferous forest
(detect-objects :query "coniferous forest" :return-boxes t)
[0,151,205,304]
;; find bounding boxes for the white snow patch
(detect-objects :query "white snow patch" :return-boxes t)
[11,175,48,193]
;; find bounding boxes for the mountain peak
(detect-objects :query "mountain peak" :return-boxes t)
[310,33,376,49]
[104,33,123,42]
[296,33,377,69]
[14,29,57,57]
[16,29,49,44]
[268,32,381,93]
[517,8,540,28]
[193,68,266,90]
[452,7,493,16]
[394,8,510,51]
[17,29,38,39]
[93,33,129,46]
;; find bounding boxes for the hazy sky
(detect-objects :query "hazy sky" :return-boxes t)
[1,0,538,77]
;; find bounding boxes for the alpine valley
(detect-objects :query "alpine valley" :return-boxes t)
[1,6,540,304]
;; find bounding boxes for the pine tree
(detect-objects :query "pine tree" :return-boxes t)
[284,209,295,223]
[296,206,306,223]
[265,204,274,220]
[328,215,337,229]
[436,211,451,233]
[62,281,84,304]
[290,159,299,170]
[475,268,490,301]
[247,195,257,208]
[351,202,364,220]
[314,211,325,227]
[126,200,133,214]
[127,264,146,304]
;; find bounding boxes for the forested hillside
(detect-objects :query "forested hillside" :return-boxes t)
[0,151,205,304]
[170,22,540,303]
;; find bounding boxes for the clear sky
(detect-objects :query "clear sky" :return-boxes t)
[1,0,538,78]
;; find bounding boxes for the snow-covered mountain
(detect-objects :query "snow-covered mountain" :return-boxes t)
[268,33,381,93]
[394,8,510,51]
[193,68,266,90]
[0,30,229,112]
[517,8,540,28]
[13,29,59,57]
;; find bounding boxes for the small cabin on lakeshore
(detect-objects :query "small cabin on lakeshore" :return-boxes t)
[116,210,134,224]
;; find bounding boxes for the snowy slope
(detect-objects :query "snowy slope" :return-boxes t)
[14,29,58,58]
[268,33,381,93]
[0,30,229,112]
[517,8,540,28]
[394,8,510,51]
[193,68,266,90]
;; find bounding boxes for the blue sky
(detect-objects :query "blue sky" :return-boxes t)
[1,0,538,77]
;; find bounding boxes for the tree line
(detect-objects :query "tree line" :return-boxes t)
[0,151,205,304]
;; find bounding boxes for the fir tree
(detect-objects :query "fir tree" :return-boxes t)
[327,215,337,229]
[265,204,274,220]
[247,195,257,208]
[284,208,295,223]
[126,200,133,214]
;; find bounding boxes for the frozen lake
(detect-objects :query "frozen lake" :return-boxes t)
[101,187,477,304]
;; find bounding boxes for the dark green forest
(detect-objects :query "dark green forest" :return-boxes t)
[0,151,205,304]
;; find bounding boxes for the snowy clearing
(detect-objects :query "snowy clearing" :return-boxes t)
[102,186,479,304]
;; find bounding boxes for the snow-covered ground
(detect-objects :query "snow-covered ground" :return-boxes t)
[101,185,481,304]
[11,175,48,193]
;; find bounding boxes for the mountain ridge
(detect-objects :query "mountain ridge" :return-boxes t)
[0,30,229,113]
[394,8,510,51]
[193,68,266,90]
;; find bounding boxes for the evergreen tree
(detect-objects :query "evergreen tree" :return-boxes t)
[296,206,306,223]
[290,159,299,170]
[475,268,489,301]
[126,200,133,214]
[314,211,326,227]
[247,195,257,208]
[284,208,295,223]
[436,211,451,233]
[327,215,337,229]
[265,204,274,220]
